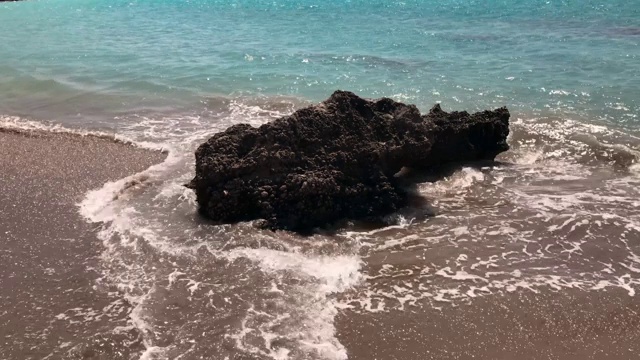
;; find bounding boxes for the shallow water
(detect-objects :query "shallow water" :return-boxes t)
[1,0,640,359]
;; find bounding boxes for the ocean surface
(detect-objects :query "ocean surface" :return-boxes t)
[1,0,640,359]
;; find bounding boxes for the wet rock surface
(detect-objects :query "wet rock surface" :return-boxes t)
[188,91,510,232]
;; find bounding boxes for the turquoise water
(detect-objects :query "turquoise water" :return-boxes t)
[1,0,639,128]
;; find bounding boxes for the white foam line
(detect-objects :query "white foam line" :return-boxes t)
[0,115,168,151]
[376,234,420,251]
[435,267,488,282]
[70,133,182,359]
[78,147,180,223]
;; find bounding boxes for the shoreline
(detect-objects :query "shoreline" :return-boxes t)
[0,128,166,359]
[1,115,639,359]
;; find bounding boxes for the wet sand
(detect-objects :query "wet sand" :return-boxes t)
[0,129,165,359]
[337,288,640,360]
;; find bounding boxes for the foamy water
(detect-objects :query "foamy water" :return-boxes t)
[6,98,635,359]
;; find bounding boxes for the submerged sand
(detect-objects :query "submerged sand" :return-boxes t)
[0,129,165,359]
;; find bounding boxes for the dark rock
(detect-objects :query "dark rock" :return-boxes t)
[188,91,509,232]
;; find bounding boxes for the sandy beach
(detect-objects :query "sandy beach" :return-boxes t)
[0,129,165,359]
[2,126,640,360]
[2,0,640,358]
